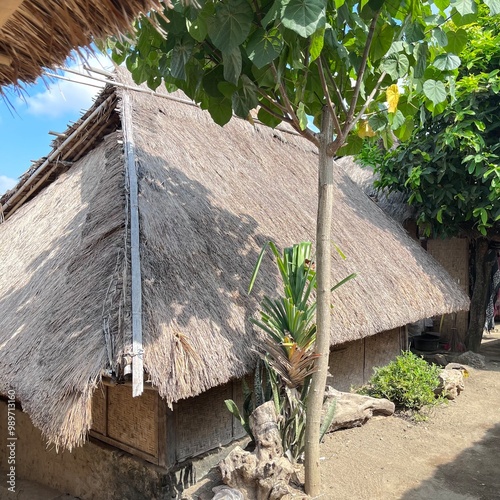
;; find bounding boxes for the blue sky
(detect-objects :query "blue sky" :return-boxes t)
[0,53,113,196]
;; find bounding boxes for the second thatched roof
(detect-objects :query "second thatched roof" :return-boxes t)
[0,70,469,450]
[0,0,165,88]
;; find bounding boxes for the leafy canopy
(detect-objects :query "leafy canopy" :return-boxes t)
[375,8,500,237]
[108,0,497,156]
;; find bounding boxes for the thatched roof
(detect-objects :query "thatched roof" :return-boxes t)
[0,0,165,88]
[0,70,469,449]
[337,157,416,224]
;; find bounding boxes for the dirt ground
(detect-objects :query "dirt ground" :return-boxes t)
[318,333,500,500]
[4,334,500,500]
[187,331,500,500]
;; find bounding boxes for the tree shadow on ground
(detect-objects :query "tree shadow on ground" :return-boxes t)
[401,423,500,500]
[479,338,500,372]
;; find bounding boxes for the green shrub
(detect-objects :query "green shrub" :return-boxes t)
[360,351,442,411]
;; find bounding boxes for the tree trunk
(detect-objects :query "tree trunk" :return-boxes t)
[466,238,494,352]
[304,108,334,497]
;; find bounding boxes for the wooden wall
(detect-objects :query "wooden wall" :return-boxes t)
[91,380,245,468]
[328,328,404,391]
[427,237,469,342]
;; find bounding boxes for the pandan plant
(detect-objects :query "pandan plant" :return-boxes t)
[226,241,354,461]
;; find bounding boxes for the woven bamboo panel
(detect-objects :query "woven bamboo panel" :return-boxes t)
[175,382,233,461]
[329,339,365,392]
[428,238,469,342]
[107,385,158,457]
[91,385,107,435]
[364,328,401,381]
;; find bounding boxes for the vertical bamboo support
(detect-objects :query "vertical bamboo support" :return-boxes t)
[122,92,144,397]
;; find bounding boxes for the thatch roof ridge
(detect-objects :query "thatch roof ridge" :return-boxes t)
[0,0,166,88]
[0,85,119,220]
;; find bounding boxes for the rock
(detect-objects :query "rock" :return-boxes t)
[436,369,465,400]
[323,387,395,433]
[432,354,449,367]
[444,362,470,376]
[212,485,244,499]
[455,351,486,369]
[218,402,297,500]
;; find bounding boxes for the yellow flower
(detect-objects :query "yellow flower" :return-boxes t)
[358,119,376,138]
[386,84,400,113]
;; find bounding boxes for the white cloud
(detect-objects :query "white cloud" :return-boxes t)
[20,53,114,118]
[0,175,17,195]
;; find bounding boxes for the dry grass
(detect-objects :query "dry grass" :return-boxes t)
[0,0,167,87]
[0,133,128,450]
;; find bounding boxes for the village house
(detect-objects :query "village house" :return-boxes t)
[0,70,469,498]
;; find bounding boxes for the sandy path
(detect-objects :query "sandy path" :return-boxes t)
[186,333,500,500]
[319,336,500,500]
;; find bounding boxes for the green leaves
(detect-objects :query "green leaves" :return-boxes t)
[370,23,395,61]
[281,0,326,38]
[381,53,410,79]
[309,28,325,62]
[223,47,243,85]
[423,79,447,105]
[445,29,468,54]
[433,53,461,71]
[451,0,477,16]
[207,96,233,125]
[171,37,195,80]
[485,0,500,14]
[207,0,254,52]
[246,28,284,68]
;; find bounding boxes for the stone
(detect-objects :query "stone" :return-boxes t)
[432,354,449,367]
[212,485,245,499]
[218,402,297,500]
[436,368,465,400]
[323,387,395,433]
[455,351,486,369]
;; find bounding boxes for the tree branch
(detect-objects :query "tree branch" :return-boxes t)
[258,100,292,124]
[346,13,380,126]
[353,70,387,125]
[269,63,301,130]
[255,88,289,114]
[300,126,320,148]
[322,55,348,116]
[317,58,342,137]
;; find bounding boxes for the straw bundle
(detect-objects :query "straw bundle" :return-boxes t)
[0,0,166,87]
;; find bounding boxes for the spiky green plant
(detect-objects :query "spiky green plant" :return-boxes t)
[225,241,354,461]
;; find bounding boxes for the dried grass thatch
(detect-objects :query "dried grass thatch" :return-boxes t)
[0,132,129,450]
[0,0,166,88]
[0,70,469,449]
[337,157,416,224]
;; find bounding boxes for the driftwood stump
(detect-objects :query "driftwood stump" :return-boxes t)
[323,386,395,432]
[219,401,297,500]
